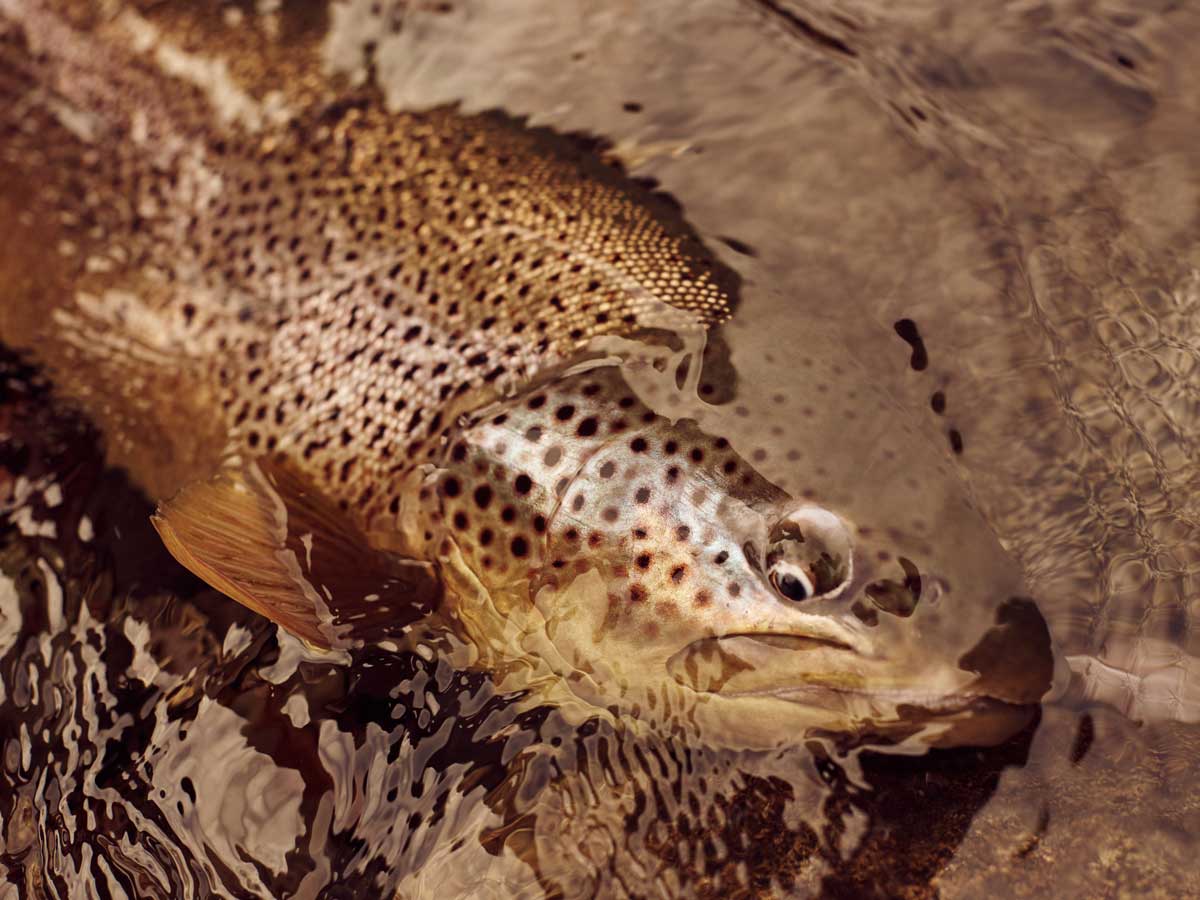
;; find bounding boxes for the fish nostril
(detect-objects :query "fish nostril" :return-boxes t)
[865,556,923,617]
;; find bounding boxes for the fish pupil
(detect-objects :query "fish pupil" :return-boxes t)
[776,573,810,602]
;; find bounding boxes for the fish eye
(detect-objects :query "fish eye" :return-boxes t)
[770,564,814,602]
[764,506,853,602]
[767,553,845,601]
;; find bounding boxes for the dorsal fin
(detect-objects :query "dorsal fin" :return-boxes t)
[152,457,440,649]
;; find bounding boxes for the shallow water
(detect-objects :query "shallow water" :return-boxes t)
[2,1,1200,897]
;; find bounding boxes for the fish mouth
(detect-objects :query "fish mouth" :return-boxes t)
[709,632,857,655]
[729,681,1009,715]
[667,632,1020,716]
[667,631,864,697]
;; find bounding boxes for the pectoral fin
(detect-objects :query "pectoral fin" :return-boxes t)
[152,457,440,650]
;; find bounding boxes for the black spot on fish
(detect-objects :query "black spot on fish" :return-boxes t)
[893,318,928,371]
[1069,714,1094,765]
[931,391,946,414]
[749,0,858,57]
[717,235,758,258]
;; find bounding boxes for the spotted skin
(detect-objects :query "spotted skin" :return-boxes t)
[0,4,736,510]
[0,2,1054,748]
[427,367,784,627]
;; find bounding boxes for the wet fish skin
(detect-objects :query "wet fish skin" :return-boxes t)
[4,6,736,506]
[0,1,1052,748]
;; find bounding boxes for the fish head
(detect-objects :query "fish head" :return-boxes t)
[431,363,1053,750]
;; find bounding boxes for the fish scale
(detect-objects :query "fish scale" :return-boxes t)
[1,7,738,520]
[201,101,740,530]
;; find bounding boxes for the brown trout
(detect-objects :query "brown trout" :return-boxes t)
[0,1,1052,749]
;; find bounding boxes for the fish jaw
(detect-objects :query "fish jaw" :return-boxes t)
[663,617,1045,750]
[521,539,1048,750]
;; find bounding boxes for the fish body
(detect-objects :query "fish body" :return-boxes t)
[0,1,1052,749]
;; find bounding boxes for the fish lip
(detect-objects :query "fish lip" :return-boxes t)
[720,681,990,709]
[667,630,868,697]
[710,682,1033,725]
[703,618,871,656]
[702,631,859,655]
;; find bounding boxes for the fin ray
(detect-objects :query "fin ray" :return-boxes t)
[153,457,440,649]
